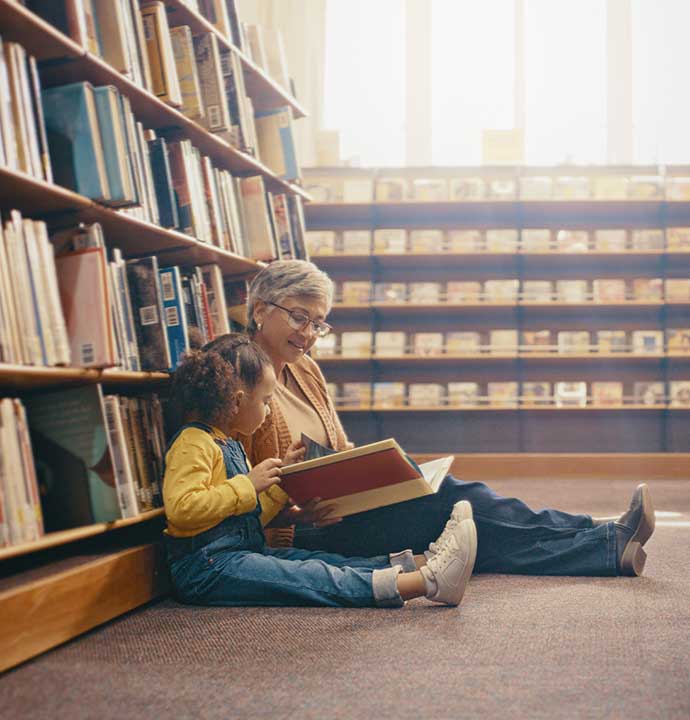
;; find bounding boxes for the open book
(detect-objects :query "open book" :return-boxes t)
[279,435,454,517]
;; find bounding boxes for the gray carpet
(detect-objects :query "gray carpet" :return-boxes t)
[1,478,689,719]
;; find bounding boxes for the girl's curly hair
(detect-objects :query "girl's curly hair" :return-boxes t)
[171,333,271,424]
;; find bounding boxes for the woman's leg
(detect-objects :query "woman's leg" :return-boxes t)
[295,475,617,576]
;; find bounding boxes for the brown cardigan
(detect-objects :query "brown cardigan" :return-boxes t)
[235,354,349,545]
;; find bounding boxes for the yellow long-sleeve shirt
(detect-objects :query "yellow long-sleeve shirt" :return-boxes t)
[163,425,288,538]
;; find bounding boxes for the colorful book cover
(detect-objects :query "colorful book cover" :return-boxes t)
[159,266,189,369]
[413,332,444,356]
[373,229,407,254]
[488,382,519,407]
[554,381,588,407]
[374,332,406,357]
[449,177,484,200]
[522,382,552,405]
[632,330,663,354]
[254,106,299,181]
[633,382,665,405]
[25,385,120,525]
[597,330,628,353]
[408,383,444,407]
[595,230,627,251]
[593,279,627,302]
[666,329,690,353]
[340,332,372,358]
[341,231,371,254]
[373,382,406,408]
[591,382,624,406]
[447,230,482,252]
[446,332,481,354]
[447,382,480,406]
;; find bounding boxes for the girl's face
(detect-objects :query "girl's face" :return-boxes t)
[230,366,276,435]
[254,295,330,367]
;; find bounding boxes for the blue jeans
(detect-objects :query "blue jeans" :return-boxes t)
[294,474,618,576]
[165,514,405,608]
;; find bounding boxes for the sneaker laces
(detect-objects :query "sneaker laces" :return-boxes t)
[428,515,462,555]
[427,535,460,573]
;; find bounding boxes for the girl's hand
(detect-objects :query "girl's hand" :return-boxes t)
[283,440,305,466]
[271,497,342,528]
[247,458,282,493]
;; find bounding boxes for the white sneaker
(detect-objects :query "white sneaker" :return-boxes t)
[422,518,477,606]
[426,500,473,559]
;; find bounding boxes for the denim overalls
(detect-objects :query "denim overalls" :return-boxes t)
[164,423,406,607]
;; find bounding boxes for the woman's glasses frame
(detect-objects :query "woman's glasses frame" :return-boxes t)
[267,302,333,338]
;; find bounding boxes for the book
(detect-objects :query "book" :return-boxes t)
[340,331,372,358]
[666,329,690,353]
[633,382,665,405]
[239,176,278,261]
[413,332,444,356]
[632,330,663,354]
[449,177,484,200]
[521,330,552,351]
[489,329,518,354]
[373,229,407,254]
[522,281,553,302]
[373,282,407,304]
[631,229,664,251]
[373,382,406,408]
[520,229,551,252]
[410,230,444,253]
[341,231,371,254]
[147,136,179,229]
[170,25,205,122]
[446,331,481,354]
[521,382,552,405]
[41,81,110,201]
[306,231,337,256]
[628,176,663,199]
[519,176,552,200]
[593,279,627,302]
[408,282,441,304]
[597,330,628,353]
[486,229,518,253]
[667,228,690,251]
[556,230,589,253]
[447,230,482,252]
[158,266,189,369]
[487,179,516,200]
[447,382,480,406]
[632,278,663,301]
[340,383,372,408]
[557,280,588,303]
[312,333,337,358]
[140,2,182,107]
[375,178,406,201]
[487,382,518,407]
[412,178,447,201]
[554,176,589,199]
[408,383,444,407]
[591,382,624,406]
[255,106,299,181]
[341,281,371,304]
[279,436,453,517]
[374,332,406,357]
[665,279,690,301]
[446,281,482,303]
[554,381,587,407]
[669,381,690,407]
[595,229,627,251]
[25,384,121,524]
[557,330,591,354]
[484,280,519,302]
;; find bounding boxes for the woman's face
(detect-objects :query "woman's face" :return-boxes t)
[254,294,330,366]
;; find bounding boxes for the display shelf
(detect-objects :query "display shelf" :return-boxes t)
[316,352,682,364]
[0,509,165,562]
[336,404,671,413]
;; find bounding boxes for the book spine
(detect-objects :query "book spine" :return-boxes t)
[102,395,139,518]
[158,266,189,369]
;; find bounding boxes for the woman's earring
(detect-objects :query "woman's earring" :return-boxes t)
[257,322,263,331]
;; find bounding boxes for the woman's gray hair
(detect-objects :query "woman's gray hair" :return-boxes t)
[246,260,334,334]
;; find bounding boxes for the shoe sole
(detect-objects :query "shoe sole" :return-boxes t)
[632,484,655,547]
[452,520,478,606]
[620,541,647,576]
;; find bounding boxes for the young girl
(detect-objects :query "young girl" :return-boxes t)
[163,333,478,609]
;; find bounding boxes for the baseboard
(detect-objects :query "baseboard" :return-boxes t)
[0,543,170,673]
[411,453,690,480]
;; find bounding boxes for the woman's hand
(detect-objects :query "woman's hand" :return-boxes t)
[283,440,305,465]
[247,458,282,493]
[271,497,342,528]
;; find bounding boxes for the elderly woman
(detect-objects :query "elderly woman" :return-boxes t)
[236,260,655,577]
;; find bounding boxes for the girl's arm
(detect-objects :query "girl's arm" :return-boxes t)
[164,432,257,532]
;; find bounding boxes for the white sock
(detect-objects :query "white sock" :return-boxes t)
[420,565,438,598]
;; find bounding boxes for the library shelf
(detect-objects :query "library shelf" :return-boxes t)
[0,167,263,275]
[304,200,690,231]
[162,0,308,118]
[0,508,165,562]
[315,352,685,364]
[336,404,671,413]
[0,0,309,199]
[0,365,171,393]
[0,542,170,673]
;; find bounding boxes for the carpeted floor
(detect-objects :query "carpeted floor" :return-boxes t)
[1,478,689,719]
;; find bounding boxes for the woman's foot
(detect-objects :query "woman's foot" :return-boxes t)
[616,483,655,576]
[421,518,477,606]
[425,500,473,559]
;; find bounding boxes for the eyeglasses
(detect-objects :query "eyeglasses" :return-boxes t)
[267,302,333,338]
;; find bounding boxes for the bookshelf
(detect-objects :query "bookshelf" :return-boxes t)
[0,0,308,670]
[303,165,690,460]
